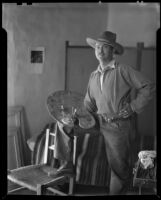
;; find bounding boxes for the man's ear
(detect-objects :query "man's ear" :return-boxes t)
[112,48,116,57]
[112,47,115,54]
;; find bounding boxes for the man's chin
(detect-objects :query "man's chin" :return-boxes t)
[98,55,103,58]
[97,55,103,60]
[98,56,107,62]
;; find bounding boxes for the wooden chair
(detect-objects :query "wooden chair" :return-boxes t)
[133,152,157,195]
[7,128,76,195]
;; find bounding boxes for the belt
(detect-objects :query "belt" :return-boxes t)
[98,113,129,123]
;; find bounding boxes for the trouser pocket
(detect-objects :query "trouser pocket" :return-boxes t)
[118,119,130,129]
[109,121,120,129]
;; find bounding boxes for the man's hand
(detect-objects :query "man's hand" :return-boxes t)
[62,116,74,127]
[118,103,134,118]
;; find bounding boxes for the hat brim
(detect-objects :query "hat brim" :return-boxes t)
[86,37,124,55]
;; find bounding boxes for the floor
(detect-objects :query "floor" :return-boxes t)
[8,184,156,196]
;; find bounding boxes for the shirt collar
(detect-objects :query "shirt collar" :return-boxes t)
[96,60,116,74]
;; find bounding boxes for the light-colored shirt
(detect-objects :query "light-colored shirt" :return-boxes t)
[97,60,115,92]
[84,61,155,116]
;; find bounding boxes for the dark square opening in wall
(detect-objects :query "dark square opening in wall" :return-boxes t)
[31,50,43,63]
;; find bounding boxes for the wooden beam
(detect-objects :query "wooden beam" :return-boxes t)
[65,41,69,91]
[136,42,144,71]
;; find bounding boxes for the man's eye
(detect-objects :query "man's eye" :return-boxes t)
[103,45,108,49]
[96,46,101,49]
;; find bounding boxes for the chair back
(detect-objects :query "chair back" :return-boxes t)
[43,128,56,164]
[43,126,77,166]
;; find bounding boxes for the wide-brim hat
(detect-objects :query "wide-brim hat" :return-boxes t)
[86,31,124,55]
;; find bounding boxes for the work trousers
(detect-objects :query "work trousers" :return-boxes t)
[54,117,135,195]
[99,116,134,195]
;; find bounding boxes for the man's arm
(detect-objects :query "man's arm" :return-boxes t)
[84,74,97,114]
[122,65,156,114]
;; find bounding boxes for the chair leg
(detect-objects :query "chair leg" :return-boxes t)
[138,185,142,195]
[68,177,75,195]
[37,184,44,195]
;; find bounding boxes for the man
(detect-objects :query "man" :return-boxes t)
[84,31,155,194]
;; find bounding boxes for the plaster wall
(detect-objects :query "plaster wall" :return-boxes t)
[3,3,108,137]
[107,3,159,47]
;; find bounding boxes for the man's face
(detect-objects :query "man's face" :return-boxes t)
[95,42,114,62]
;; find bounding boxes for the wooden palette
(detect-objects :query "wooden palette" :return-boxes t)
[46,90,95,129]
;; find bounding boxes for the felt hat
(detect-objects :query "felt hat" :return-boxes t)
[86,31,124,55]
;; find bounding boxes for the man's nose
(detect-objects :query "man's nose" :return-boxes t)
[99,47,103,53]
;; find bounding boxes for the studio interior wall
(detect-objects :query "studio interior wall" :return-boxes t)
[3,3,109,138]
[107,3,159,47]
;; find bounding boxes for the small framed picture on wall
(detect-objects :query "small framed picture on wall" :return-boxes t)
[31,50,43,63]
[29,47,45,74]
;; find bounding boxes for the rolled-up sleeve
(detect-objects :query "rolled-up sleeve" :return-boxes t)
[84,73,97,114]
[122,65,156,114]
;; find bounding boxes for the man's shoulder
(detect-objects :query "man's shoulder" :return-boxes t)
[90,69,98,78]
[116,62,132,72]
[116,62,130,68]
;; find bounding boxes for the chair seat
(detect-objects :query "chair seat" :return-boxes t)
[8,164,73,191]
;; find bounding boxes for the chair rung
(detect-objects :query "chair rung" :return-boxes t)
[49,145,55,150]
[47,187,68,196]
[50,133,56,136]
[8,186,25,194]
